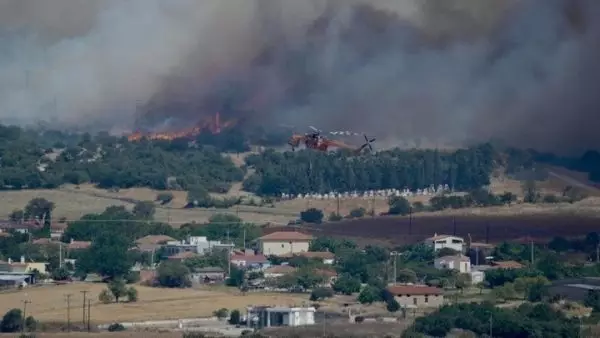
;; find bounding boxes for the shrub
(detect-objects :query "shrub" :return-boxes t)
[213,308,229,320]
[99,289,113,304]
[126,287,138,302]
[310,287,334,301]
[300,208,324,224]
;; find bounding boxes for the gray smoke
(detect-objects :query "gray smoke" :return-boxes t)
[0,0,597,153]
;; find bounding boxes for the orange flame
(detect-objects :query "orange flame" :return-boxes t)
[127,112,237,142]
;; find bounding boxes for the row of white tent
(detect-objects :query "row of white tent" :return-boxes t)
[279,184,451,200]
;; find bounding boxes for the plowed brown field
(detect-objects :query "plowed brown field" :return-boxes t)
[268,214,600,246]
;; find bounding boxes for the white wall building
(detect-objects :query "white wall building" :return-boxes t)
[424,234,465,252]
[434,255,471,273]
[162,236,233,257]
[470,270,485,284]
[246,306,315,328]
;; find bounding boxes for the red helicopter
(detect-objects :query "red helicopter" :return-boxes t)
[287,126,375,154]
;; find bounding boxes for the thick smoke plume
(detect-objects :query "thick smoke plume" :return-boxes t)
[0,0,598,153]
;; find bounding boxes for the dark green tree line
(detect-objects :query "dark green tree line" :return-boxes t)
[243,144,496,196]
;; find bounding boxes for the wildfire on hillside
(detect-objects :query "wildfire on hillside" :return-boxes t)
[127,112,238,141]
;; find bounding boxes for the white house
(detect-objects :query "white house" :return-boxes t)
[424,234,465,252]
[246,306,315,328]
[470,270,485,284]
[434,255,471,273]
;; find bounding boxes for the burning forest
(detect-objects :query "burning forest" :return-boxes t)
[1,0,599,153]
[127,112,238,141]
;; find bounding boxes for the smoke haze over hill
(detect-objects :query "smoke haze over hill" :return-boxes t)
[0,0,597,153]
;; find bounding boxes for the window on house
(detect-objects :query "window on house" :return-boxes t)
[425,295,429,303]
[281,244,285,248]
[413,297,418,305]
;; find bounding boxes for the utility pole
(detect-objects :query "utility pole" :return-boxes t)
[243,228,246,250]
[390,251,399,285]
[21,300,30,333]
[452,217,457,236]
[408,206,412,236]
[80,290,89,326]
[530,239,534,265]
[65,294,72,332]
[596,243,599,263]
[336,196,340,216]
[87,299,91,332]
[59,243,62,269]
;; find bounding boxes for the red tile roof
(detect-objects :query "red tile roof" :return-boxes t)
[280,251,335,259]
[68,241,91,250]
[259,231,313,241]
[32,238,61,245]
[264,265,297,275]
[315,269,338,278]
[490,260,525,269]
[168,251,199,260]
[230,254,268,264]
[387,285,443,296]
[135,235,176,245]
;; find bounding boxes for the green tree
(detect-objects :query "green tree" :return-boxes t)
[108,279,127,303]
[226,265,245,287]
[584,289,600,312]
[300,208,324,224]
[229,309,241,325]
[9,209,24,223]
[310,287,334,301]
[523,179,540,203]
[386,298,400,312]
[348,207,366,218]
[156,192,174,205]
[24,315,37,332]
[126,286,138,302]
[187,185,212,207]
[396,269,418,283]
[357,285,382,304]
[157,261,191,288]
[99,289,113,304]
[0,308,22,332]
[133,201,156,219]
[24,197,55,223]
[332,274,362,295]
[213,308,229,320]
[51,267,70,281]
[388,196,411,215]
[81,232,133,279]
[328,212,342,222]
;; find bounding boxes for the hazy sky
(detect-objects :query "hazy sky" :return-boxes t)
[0,0,597,153]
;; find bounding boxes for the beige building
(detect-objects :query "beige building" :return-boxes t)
[258,232,313,256]
[434,255,471,273]
[0,257,48,275]
[387,285,444,308]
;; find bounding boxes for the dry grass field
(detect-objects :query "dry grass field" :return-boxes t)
[0,283,308,324]
[0,165,596,227]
